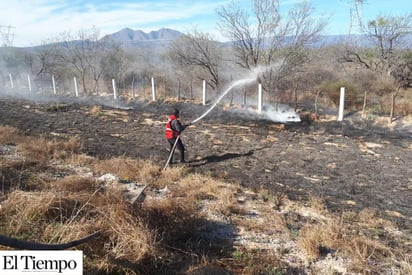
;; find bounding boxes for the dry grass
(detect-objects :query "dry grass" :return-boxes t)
[0,128,209,272]
[0,125,410,274]
[381,88,412,116]
[16,136,81,167]
[101,197,155,263]
[48,176,101,193]
[0,158,44,192]
[297,211,411,273]
[0,125,23,144]
[298,219,347,261]
[0,125,80,162]
[0,183,156,272]
[308,195,327,214]
[92,157,160,184]
[89,105,102,115]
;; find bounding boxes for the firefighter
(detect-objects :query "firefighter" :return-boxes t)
[165,108,189,163]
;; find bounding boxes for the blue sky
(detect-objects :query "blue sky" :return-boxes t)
[1,0,411,47]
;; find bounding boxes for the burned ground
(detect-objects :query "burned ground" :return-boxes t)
[0,94,411,231]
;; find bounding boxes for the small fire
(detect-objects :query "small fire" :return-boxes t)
[234,104,301,123]
[261,104,301,123]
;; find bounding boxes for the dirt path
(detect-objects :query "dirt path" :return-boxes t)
[1,94,411,230]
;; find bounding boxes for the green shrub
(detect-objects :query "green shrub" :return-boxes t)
[319,81,364,110]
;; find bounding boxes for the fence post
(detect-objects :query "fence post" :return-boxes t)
[338,87,345,121]
[27,75,32,91]
[52,75,56,94]
[9,74,14,88]
[131,76,135,98]
[151,77,156,101]
[202,80,207,105]
[74,77,79,97]
[258,83,263,112]
[112,78,117,99]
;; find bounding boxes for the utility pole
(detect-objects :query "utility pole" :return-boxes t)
[0,25,16,47]
[341,0,365,45]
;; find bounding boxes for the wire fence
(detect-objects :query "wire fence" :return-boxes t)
[1,72,265,107]
[1,71,344,122]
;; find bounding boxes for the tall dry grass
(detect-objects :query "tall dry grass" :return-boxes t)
[0,127,154,272]
[0,126,219,272]
[16,136,81,167]
[297,209,410,273]
[1,125,81,160]
[0,126,22,144]
[92,157,160,184]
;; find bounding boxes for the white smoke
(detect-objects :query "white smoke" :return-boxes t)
[260,104,301,123]
[232,103,301,123]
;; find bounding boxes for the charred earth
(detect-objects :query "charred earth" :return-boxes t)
[0,93,411,231]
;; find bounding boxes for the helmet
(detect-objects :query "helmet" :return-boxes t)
[172,108,180,117]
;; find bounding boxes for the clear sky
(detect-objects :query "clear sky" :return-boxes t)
[1,0,411,47]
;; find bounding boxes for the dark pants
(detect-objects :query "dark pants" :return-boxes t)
[167,138,185,162]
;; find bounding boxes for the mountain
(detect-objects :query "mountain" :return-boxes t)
[102,28,184,48]
[101,28,378,49]
[8,27,408,51]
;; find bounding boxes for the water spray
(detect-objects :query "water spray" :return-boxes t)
[188,66,268,125]
[189,78,256,125]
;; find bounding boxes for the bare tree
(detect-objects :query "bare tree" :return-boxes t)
[169,29,222,90]
[217,0,326,100]
[53,28,127,95]
[99,42,132,95]
[21,40,65,90]
[342,12,412,123]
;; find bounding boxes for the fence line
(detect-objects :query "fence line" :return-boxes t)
[2,73,264,106]
[1,72,347,120]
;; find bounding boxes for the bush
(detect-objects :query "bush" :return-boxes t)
[320,81,364,110]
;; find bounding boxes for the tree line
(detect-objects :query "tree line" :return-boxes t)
[1,0,411,124]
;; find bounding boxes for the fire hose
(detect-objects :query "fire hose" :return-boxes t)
[162,135,182,171]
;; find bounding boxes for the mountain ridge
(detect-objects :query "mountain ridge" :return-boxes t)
[102,28,377,48]
[4,28,395,50]
[103,28,183,42]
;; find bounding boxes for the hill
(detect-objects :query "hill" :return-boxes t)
[3,27,402,51]
[101,27,184,48]
[101,28,363,49]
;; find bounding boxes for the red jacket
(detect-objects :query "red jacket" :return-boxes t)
[165,114,179,139]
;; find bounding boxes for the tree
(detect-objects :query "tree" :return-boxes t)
[53,28,127,95]
[21,40,65,90]
[169,29,222,90]
[341,12,412,123]
[217,0,326,100]
[99,42,131,95]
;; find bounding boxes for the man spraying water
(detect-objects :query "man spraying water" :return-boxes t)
[163,78,256,170]
[165,108,189,164]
